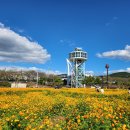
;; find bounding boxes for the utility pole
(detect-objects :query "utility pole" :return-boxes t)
[36,71,39,88]
[100,75,104,89]
[4,68,6,81]
[105,64,109,89]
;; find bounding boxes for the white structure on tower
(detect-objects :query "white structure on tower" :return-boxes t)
[67,48,87,88]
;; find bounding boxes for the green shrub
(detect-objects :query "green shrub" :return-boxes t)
[0,81,11,87]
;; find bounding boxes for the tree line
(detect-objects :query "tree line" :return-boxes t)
[0,70,63,87]
[0,70,130,88]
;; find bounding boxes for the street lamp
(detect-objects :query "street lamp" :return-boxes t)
[105,64,109,88]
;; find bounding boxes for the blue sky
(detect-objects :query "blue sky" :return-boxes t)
[0,0,130,75]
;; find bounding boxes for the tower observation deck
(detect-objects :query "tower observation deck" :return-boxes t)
[67,48,87,88]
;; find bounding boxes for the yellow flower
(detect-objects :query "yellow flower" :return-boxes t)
[12,115,15,118]
[25,116,28,119]
[83,115,88,119]
[6,118,10,121]
[76,115,80,119]
[18,124,21,127]
[55,124,59,127]
[14,119,19,122]
[77,119,80,123]
[112,123,115,127]
[122,124,126,130]
[46,120,50,125]
[39,125,43,129]
[116,116,118,119]
[19,111,24,116]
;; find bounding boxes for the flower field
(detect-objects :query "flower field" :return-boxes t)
[0,88,130,130]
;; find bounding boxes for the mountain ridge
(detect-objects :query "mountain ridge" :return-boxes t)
[109,72,130,78]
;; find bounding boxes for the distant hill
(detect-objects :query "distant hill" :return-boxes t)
[109,72,130,78]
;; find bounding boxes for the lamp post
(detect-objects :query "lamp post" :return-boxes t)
[105,64,109,88]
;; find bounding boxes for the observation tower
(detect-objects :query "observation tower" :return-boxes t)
[67,48,87,88]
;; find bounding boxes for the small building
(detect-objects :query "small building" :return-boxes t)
[11,82,27,88]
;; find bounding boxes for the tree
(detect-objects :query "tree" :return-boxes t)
[53,76,63,86]
[94,77,101,85]
[83,76,95,86]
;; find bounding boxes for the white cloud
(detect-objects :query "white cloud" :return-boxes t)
[0,22,4,28]
[59,40,64,43]
[59,39,76,47]
[45,70,61,75]
[85,70,94,76]
[96,45,130,60]
[17,29,24,33]
[105,16,118,26]
[103,67,130,74]
[0,66,61,75]
[0,22,51,63]
[0,66,43,72]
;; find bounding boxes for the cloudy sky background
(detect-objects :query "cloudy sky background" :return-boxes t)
[0,0,130,75]
[0,23,50,63]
